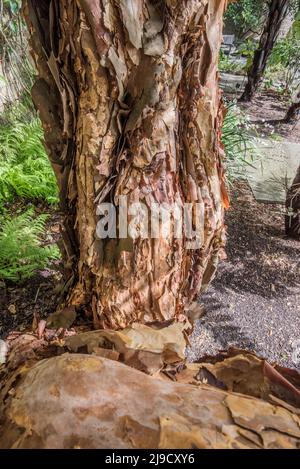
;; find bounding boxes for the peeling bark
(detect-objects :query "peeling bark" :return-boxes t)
[240,0,290,102]
[23,0,228,329]
[1,328,300,449]
[286,165,300,240]
[1,351,300,449]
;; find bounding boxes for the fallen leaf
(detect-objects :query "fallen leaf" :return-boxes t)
[46,306,76,330]
[8,305,16,315]
[37,320,47,339]
[0,340,8,364]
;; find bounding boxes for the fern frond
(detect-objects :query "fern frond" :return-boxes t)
[0,210,60,282]
[0,115,58,205]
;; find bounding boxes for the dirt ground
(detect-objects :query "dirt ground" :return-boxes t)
[239,90,300,143]
[0,204,62,339]
[187,180,300,369]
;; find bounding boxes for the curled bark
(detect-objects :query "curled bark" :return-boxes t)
[1,336,300,449]
[23,0,228,329]
[1,326,300,449]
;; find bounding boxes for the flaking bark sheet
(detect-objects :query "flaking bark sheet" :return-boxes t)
[1,327,300,449]
[1,350,300,449]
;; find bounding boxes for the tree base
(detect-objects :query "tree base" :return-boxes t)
[1,326,300,449]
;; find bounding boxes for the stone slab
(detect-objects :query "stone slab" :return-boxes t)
[245,139,300,203]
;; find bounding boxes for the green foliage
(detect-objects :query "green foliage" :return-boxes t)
[267,29,300,92]
[0,0,33,97]
[292,11,300,38]
[219,50,246,75]
[0,106,59,206]
[236,39,257,58]
[219,38,258,75]
[0,94,36,122]
[0,209,60,282]
[3,0,21,14]
[222,103,257,181]
[0,101,60,282]
[224,0,267,38]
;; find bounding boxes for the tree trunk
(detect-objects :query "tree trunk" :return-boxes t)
[240,0,290,102]
[286,165,300,240]
[2,351,300,449]
[23,0,228,330]
[285,90,300,122]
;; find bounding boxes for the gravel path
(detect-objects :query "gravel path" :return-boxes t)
[187,181,300,370]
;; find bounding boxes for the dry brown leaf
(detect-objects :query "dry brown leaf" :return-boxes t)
[8,305,16,316]
[46,306,76,330]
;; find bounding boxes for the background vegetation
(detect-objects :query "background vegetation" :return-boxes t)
[0,1,61,283]
[224,0,267,38]
[0,101,59,283]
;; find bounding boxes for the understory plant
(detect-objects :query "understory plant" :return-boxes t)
[224,0,267,39]
[0,0,34,101]
[0,209,60,282]
[266,39,300,93]
[265,12,300,93]
[222,102,258,181]
[0,108,58,206]
[219,50,247,75]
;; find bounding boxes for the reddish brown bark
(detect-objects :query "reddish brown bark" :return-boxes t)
[1,336,300,449]
[240,0,290,102]
[0,342,300,450]
[23,0,228,329]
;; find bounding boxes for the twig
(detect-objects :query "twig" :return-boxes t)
[34,285,41,304]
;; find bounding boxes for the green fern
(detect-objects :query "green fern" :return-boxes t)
[0,209,60,282]
[0,117,58,206]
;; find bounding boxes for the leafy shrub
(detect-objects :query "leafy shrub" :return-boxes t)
[219,50,247,75]
[263,11,300,93]
[0,209,60,282]
[267,35,300,93]
[0,114,58,206]
[222,103,257,181]
[224,0,267,39]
